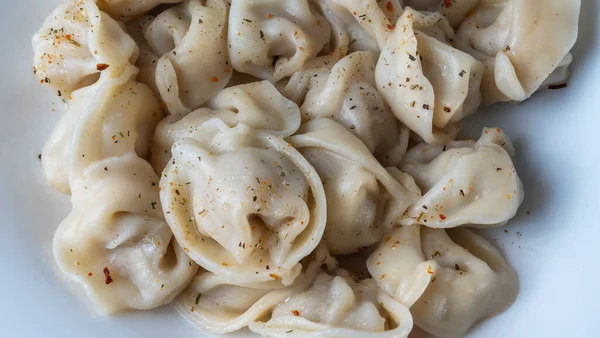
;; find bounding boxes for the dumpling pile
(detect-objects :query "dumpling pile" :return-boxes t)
[33,0,580,336]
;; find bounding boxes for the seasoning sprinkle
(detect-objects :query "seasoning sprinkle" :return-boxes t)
[96,63,110,71]
[103,267,113,285]
[195,293,202,304]
[68,39,81,47]
[386,1,394,12]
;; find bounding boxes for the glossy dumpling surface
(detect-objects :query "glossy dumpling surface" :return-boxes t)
[367,224,518,338]
[400,128,524,229]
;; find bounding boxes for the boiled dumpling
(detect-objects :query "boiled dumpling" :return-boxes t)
[277,55,337,105]
[400,127,524,229]
[249,252,414,337]
[454,0,581,104]
[53,154,198,313]
[160,120,326,285]
[367,224,518,338]
[317,0,404,54]
[125,0,231,115]
[288,118,421,254]
[42,66,162,194]
[541,53,573,89]
[150,80,301,171]
[375,8,484,145]
[125,15,160,93]
[284,51,410,167]
[404,0,479,28]
[32,0,138,95]
[97,0,183,18]
[327,0,403,49]
[176,245,336,334]
[228,0,331,82]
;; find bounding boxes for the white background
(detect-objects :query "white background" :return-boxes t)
[0,1,598,337]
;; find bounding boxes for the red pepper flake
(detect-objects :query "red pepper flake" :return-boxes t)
[269,273,280,280]
[427,265,434,275]
[103,267,113,285]
[88,272,93,277]
[211,76,219,82]
[65,34,71,40]
[96,63,110,71]
[439,214,447,220]
[385,1,394,12]
[444,0,452,8]
[291,310,300,316]
[267,13,273,19]
[387,24,395,30]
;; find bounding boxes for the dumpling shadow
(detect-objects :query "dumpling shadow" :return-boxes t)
[571,0,598,68]
[469,136,554,250]
[498,140,551,230]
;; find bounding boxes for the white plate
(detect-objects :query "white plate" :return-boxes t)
[0,1,598,337]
